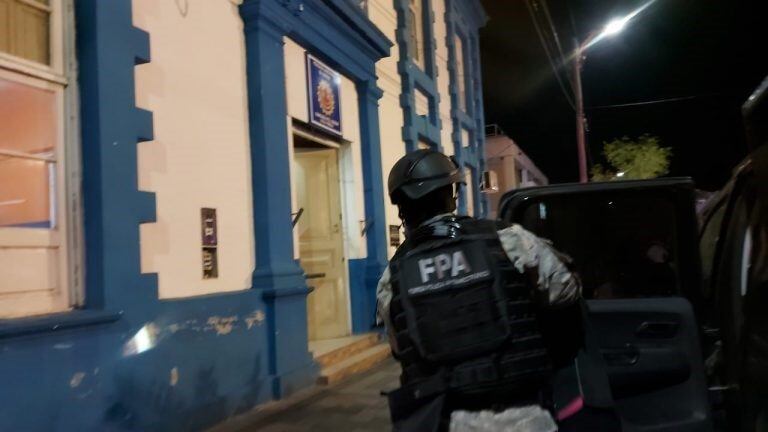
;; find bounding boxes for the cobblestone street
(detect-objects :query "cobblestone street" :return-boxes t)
[219,359,400,432]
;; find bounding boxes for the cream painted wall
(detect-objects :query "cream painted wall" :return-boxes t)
[369,0,406,258]
[339,77,367,259]
[283,38,367,261]
[369,0,455,257]
[133,0,255,299]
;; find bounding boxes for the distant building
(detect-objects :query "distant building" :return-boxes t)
[485,125,549,219]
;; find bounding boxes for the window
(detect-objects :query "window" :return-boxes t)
[0,0,78,318]
[407,0,425,70]
[0,0,52,65]
[454,33,467,112]
[415,88,429,116]
[518,191,680,299]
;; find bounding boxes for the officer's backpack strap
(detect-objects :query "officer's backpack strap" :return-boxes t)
[575,299,616,409]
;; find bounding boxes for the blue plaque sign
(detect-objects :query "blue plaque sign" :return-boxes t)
[307,54,342,136]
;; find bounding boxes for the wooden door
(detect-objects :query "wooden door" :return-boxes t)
[294,148,349,341]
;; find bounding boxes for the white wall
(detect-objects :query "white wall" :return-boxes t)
[133,0,255,299]
[283,38,367,261]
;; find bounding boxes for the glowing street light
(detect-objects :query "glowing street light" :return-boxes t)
[572,1,656,183]
[603,17,629,36]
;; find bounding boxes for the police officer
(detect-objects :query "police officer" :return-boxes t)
[377,150,616,431]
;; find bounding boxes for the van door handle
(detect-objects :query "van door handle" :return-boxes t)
[636,321,679,339]
[602,344,640,366]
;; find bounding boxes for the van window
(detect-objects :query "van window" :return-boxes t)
[518,191,680,299]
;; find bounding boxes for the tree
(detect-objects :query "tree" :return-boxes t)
[591,134,672,181]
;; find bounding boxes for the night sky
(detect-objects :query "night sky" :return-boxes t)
[480,0,767,190]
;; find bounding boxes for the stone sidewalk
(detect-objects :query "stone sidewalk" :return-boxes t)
[213,359,401,432]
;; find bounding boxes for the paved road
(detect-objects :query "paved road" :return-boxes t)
[229,359,401,432]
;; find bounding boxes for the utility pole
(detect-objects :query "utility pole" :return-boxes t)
[573,39,588,183]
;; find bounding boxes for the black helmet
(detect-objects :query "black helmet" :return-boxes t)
[388,149,464,204]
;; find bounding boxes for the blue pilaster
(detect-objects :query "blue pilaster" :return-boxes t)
[394,0,442,151]
[357,81,389,332]
[76,0,158,313]
[239,0,391,393]
[469,33,489,216]
[240,2,314,399]
[445,0,488,217]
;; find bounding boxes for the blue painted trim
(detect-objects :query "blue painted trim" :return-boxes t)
[76,0,158,311]
[323,0,391,57]
[262,285,312,299]
[239,0,391,396]
[239,7,314,400]
[347,258,367,333]
[0,309,122,340]
[0,4,280,430]
[468,32,489,216]
[355,80,389,333]
[0,3,389,430]
[394,0,442,151]
[445,0,488,217]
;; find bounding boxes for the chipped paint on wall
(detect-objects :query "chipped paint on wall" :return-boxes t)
[206,316,237,335]
[170,367,179,386]
[70,372,86,388]
[245,310,265,329]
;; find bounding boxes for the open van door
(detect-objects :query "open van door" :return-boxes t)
[499,178,713,432]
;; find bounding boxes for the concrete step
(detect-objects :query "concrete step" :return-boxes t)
[317,343,391,386]
[314,333,380,369]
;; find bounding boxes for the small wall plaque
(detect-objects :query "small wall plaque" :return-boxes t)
[389,224,401,247]
[201,208,218,246]
[201,208,218,279]
[202,247,218,279]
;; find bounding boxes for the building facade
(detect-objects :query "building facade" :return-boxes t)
[485,126,549,219]
[0,0,486,430]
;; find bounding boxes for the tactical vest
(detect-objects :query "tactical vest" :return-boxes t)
[388,216,553,400]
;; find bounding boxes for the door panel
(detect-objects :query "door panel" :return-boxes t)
[588,298,712,432]
[294,148,349,341]
[499,181,713,430]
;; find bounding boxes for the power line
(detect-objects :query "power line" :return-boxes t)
[526,0,575,109]
[586,94,724,110]
[539,0,570,75]
[525,0,576,110]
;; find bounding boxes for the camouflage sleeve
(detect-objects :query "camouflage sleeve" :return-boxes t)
[497,224,581,307]
[376,267,401,353]
[376,266,392,327]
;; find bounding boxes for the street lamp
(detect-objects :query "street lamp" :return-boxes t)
[572,1,655,182]
[603,18,629,36]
